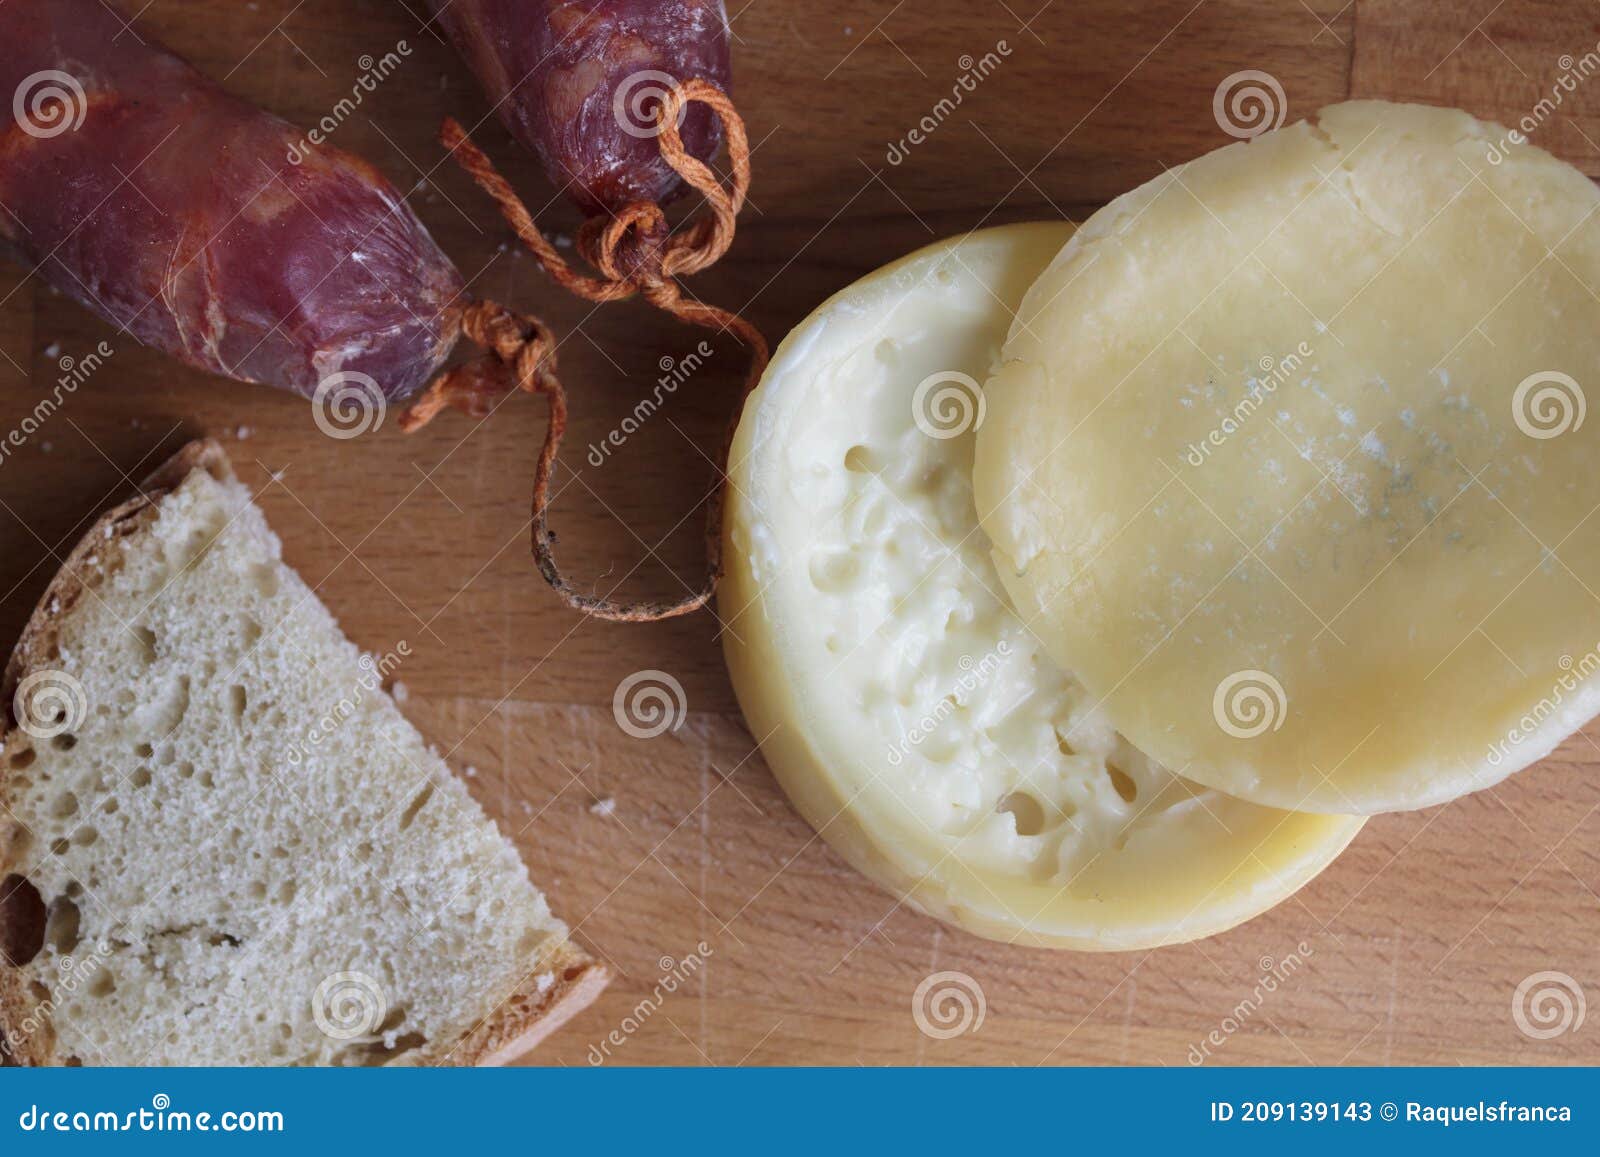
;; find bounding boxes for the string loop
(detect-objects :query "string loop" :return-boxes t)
[400,80,767,622]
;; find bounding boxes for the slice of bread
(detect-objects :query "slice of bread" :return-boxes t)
[0,440,607,1065]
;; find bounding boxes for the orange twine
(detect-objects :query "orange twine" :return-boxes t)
[400,79,768,623]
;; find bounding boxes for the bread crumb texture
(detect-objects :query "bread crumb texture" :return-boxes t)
[1,467,569,1065]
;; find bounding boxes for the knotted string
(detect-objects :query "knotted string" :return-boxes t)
[401,79,768,622]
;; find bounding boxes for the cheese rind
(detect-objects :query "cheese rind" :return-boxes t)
[722,223,1362,950]
[974,102,1600,815]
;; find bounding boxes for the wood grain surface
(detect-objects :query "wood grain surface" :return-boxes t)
[3,0,1599,1066]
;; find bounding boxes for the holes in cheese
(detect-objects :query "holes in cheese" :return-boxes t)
[974,102,1600,814]
[720,222,1363,950]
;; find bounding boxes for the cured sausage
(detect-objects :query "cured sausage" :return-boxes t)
[0,0,463,400]
[427,0,732,215]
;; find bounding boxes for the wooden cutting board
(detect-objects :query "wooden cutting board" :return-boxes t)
[2,0,1598,1066]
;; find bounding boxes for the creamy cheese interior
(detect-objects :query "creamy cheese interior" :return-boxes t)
[722,223,1362,949]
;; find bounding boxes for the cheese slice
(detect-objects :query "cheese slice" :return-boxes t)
[973,102,1600,815]
[721,223,1362,949]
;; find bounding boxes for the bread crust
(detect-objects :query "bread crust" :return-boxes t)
[448,940,611,1067]
[0,439,607,1066]
[1,438,229,717]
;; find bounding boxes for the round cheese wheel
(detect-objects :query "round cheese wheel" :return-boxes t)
[973,102,1600,815]
[722,223,1362,949]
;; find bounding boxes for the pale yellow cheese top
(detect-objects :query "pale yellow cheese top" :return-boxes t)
[975,102,1600,814]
